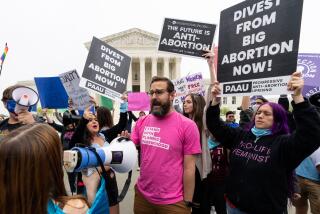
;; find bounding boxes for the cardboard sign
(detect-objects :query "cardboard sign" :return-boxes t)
[297,53,320,98]
[218,0,304,96]
[173,72,205,107]
[34,77,69,109]
[158,18,216,58]
[128,92,150,111]
[80,37,131,102]
[59,70,91,110]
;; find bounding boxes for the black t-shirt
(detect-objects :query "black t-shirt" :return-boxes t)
[0,118,24,141]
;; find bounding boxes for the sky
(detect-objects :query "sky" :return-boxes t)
[0,0,320,113]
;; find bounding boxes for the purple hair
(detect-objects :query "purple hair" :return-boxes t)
[245,102,294,199]
[246,102,289,135]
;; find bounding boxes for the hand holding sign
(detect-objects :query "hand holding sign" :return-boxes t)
[211,81,221,97]
[84,106,96,120]
[210,81,221,106]
[121,92,128,102]
[202,49,217,82]
[202,49,215,64]
[288,71,304,99]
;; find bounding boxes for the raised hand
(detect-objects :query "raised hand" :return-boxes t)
[202,49,217,82]
[202,49,215,66]
[211,81,221,97]
[210,81,222,106]
[83,106,95,120]
[287,71,304,104]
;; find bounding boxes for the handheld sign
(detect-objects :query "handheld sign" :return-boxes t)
[298,53,320,98]
[128,92,150,111]
[158,18,216,58]
[59,70,91,110]
[173,72,205,107]
[218,0,304,96]
[80,37,131,102]
[34,77,69,109]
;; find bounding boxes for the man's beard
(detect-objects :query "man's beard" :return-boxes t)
[151,99,171,117]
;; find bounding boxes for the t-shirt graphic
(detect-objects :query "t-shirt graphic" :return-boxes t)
[141,126,170,150]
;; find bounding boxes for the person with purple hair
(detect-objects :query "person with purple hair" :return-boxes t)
[205,71,320,214]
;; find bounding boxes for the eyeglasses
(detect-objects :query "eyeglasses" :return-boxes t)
[148,89,167,96]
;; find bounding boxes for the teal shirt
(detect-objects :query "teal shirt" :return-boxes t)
[296,149,320,183]
[47,178,109,214]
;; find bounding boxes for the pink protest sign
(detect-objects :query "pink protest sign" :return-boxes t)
[128,92,150,111]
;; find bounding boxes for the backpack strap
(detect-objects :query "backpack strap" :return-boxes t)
[87,146,132,203]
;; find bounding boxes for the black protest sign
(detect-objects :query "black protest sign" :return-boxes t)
[218,0,304,96]
[158,18,216,58]
[80,37,131,101]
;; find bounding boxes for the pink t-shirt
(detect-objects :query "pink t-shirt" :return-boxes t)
[131,111,201,204]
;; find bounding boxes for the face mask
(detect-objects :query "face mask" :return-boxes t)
[6,99,33,114]
[6,100,16,113]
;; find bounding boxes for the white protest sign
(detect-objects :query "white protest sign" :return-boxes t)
[59,70,91,110]
[173,72,205,107]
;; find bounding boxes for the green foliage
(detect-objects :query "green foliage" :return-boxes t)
[220,106,231,116]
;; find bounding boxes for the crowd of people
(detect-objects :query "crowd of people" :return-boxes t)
[0,51,320,214]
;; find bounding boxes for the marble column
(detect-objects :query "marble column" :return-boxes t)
[175,58,181,79]
[127,62,132,91]
[164,57,170,78]
[139,57,146,92]
[151,57,157,78]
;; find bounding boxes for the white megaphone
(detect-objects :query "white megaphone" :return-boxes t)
[64,137,138,173]
[11,86,39,113]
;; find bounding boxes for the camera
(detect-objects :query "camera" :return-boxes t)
[63,137,138,173]
[62,111,82,126]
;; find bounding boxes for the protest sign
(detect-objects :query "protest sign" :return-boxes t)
[297,53,320,98]
[80,37,131,102]
[100,96,113,110]
[128,92,150,111]
[218,0,304,96]
[173,72,205,108]
[158,18,216,58]
[59,70,91,110]
[34,77,69,109]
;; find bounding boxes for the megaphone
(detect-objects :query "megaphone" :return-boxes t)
[10,86,39,113]
[63,137,138,173]
[309,92,320,108]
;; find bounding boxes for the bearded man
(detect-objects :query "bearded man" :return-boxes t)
[130,76,201,214]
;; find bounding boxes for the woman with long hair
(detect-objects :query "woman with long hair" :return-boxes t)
[0,123,108,214]
[70,99,128,214]
[183,93,212,214]
[206,71,320,214]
